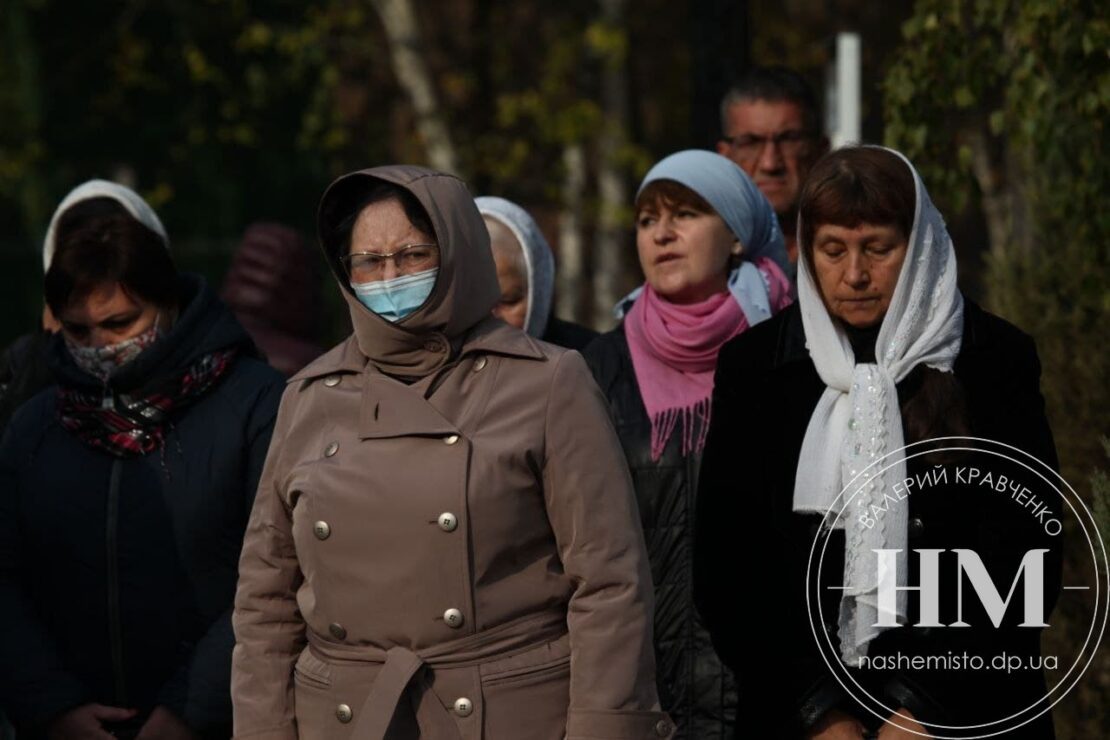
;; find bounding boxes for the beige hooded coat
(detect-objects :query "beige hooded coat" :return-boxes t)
[231,166,670,740]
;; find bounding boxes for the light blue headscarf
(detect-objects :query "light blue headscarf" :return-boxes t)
[475,196,555,338]
[615,149,791,326]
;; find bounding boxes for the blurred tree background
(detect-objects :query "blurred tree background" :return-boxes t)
[0,0,1106,734]
[884,1,1109,735]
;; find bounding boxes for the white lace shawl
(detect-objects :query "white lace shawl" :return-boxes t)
[792,147,964,665]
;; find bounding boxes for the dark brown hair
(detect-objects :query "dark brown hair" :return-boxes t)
[720,65,822,137]
[636,180,742,271]
[635,180,715,216]
[44,197,178,315]
[801,148,968,448]
[798,147,916,262]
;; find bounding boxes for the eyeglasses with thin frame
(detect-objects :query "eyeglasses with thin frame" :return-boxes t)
[342,243,439,283]
[720,129,814,164]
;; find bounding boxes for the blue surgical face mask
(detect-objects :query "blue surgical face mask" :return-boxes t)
[350,268,438,322]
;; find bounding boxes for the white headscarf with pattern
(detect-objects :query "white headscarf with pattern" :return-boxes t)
[792,146,964,664]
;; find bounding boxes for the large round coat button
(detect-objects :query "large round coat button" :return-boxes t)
[444,434,460,446]
[313,521,331,540]
[438,512,459,532]
[453,697,473,717]
[324,441,339,457]
[323,375,341,387]
[336,704,353,723]
[473,356,488,372]
[443,608,464,628]
[655,718,672,736]
[424,339,445,353]
[329,622,347,640]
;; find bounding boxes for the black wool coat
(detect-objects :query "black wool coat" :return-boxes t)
[694,299,1061,739]
[0,276,284,739]
[585,325,738,740]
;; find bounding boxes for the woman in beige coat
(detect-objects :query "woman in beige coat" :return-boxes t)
[231,165,671,740]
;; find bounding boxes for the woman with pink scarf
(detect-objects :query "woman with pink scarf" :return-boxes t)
[583,149,793,739]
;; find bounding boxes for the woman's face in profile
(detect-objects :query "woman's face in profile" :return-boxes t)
[485,217,529,330]
[635,198,740,305]
[810,222,908,329]
[58,282,161,348]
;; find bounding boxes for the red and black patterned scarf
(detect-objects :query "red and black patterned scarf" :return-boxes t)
[57,348,239,458]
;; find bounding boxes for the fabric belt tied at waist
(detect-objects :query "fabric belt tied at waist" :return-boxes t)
[307,609,568,740]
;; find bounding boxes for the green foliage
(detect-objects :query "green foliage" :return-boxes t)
[0,1,375,242]
[885,2,1109,735]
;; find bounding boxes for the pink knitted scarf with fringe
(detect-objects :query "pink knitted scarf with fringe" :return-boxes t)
[624,283,747,461]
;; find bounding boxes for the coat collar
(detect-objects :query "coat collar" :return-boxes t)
[288,336,367,385]
[288,317,545,395]
[454,316,546,362]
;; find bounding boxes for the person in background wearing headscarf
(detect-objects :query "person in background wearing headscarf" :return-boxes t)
[694,147,1060,739]
[475,196,598,350]
[0,305,60,435]
[232,166,671,739]
[583,150,793,739]
[0,180,285,740]
[221,222,326,377]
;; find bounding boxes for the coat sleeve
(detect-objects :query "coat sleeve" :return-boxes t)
[231,384,305,740]
[541,351,674,740]
[0,400,90,730]
[157,371,285,731]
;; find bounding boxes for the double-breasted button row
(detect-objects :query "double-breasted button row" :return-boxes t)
[443,608,464,628]
[453,697,473,717]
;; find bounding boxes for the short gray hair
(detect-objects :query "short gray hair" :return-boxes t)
[720,66,822,137]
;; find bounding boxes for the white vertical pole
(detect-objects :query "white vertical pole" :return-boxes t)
[831,32,861,149]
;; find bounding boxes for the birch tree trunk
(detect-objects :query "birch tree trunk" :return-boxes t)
[370,0,459,174]
[557,142,587,325]
[591,0,630,329]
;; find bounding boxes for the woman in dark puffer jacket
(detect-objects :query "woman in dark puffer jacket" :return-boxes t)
[584,151,793,738]
[0,180,284,740]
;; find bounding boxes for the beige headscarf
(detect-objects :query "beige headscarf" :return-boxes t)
[317,166,501,378]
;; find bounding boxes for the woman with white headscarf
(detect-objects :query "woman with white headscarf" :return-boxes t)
[584,150,793,738]
[0,180,284,740]
[475,196,598,350]
[694,146,1060,739]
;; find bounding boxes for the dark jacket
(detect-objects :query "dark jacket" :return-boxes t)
[584,326,738,739]
[542,315,598,352]
[0,275,284,738]
[694,300,1060,739]
[0,330,54,434]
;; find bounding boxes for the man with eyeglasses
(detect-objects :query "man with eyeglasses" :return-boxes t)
[717,66,829,263]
